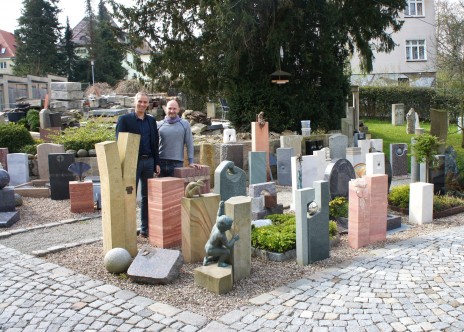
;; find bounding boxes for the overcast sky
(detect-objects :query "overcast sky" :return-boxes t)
[0,0,134,34]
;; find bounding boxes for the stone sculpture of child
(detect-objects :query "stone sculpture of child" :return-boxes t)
[203,201,239,267]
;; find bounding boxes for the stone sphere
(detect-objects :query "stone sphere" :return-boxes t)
[77,149,89,157]
[14,193,23,207]
[0,169,10,189]
[104,248,133,274]
[88,149,97,157]
[66,149,77,156]
[307,201,319,216]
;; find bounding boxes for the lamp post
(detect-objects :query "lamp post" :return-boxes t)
[90,60,95,86]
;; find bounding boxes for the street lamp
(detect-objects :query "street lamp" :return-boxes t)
[90,60,95,86]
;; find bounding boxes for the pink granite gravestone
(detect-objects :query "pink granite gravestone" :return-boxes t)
[348,174,388,249]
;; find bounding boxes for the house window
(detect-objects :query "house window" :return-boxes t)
[405,0,424,16]
[406,40,426,61]
[0,62,7,69]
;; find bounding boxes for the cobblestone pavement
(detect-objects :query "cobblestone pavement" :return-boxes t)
[1,225,464,331]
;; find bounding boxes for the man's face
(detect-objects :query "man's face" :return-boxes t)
[165,101,180,118]
[135,95,149,114]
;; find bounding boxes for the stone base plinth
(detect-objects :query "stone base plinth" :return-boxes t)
[69,181,94,213]
[194,265,233,294]
[0,211,20,227]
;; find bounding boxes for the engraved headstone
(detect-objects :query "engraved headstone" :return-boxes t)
[48,153,76,200]
[37,143,65,180]
[280,135,301,156]
[430,109,448,144]
[220,144,243,170]
[389,143,408,176]
[366,152,385,176]
[323,159,356,199]
[214,160,247,202]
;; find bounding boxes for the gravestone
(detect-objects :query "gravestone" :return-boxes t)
[37,143,65,180]
[6,153,29,186]
[430,155,445,194]
[248,151,267,185]
[223,128,237,143]
[0,168,20,227]
[385,155,393,192]
[249,182,282,219]
[280,135,301,156]
[430,108,448,145]
[358,139,371,163]
[0,148,8,171]
[444,146,458,179]
[295,181,330,265]
[406,108,416,134]
[206,102,216,118]
[348,175,388,249]
[220,144,243,170]
[329,134,348,160]
[366,152,385,176]
[411,128,425,183]
[458,116,463,134]
[340,118,354,146]
[323,158,356,199]
[370,139,383,152]
[409,182,433,225]
[128,246,183,284]
[276,147,293,186]
[48,153,75,200]
[251,120,270,179]
[389,143,408,176]
[351,86,360,131]
[214,160,247,202]
[415,112,420,130]
[392,103,405,126]
[39,109,52,129]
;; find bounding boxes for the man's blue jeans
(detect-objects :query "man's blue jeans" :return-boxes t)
[136,157,154,234]
[159,159,184,177]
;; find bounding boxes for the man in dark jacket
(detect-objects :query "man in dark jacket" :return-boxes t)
[116,92,160,237]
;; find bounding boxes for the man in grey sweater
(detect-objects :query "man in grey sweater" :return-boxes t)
[157,99,200,176]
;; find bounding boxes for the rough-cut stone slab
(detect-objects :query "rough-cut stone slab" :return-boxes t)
[0,211,20,227]
[128,246,183,285]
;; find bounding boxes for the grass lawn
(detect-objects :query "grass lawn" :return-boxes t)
[362,119,464,172]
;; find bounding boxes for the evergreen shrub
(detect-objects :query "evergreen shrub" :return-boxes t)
[0,123,35,153]
[387,184,410,209]
[329,197,348,219]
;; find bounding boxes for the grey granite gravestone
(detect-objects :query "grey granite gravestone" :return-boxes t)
[248,181,283,219]
[276,147,293,186]
[220,144,244,170]
[39,109,51,129]
[128,246,183,284]
[324,158,356,199]
[385,155,393,192]
[280,135,302,156]
[248,151,266,185]
[329,134,348,160]
[49,153,75,200]
[444,146,458,192]
[390,143,408,176]
[0,169,19,227]
[430,109,448,150]
[406,108,416,134]
[0,148,8,171]
[6,153,29,186]
[295,181,330,265]
[430,155,445,194]
[214,160,247,202]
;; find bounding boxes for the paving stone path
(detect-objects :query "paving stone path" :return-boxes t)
[1,225,464,331]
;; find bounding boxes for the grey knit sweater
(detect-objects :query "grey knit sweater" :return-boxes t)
[157,118,194,164]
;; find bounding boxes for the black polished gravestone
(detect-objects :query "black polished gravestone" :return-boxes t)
[305,140,323,155]
[323,158,356,199]
[49,112,62,128]
[49,153,76,200]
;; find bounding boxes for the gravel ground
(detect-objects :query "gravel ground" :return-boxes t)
[6,181,464,320]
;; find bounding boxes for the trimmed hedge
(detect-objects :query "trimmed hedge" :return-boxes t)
[0,123,35,153]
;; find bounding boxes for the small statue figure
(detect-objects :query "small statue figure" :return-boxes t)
[257,111,265,127]
[184,179,205,198]
[203,201,239,267]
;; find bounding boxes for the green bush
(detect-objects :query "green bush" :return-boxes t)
[0,123,35,153]
[388,184,410,209]
[329,197,348,219]
[266,213,296,225]
[251,215,296,253]
[26,110,40,132]
[434,194,464,212]
[49,119,115,151]
[329,220,338,239]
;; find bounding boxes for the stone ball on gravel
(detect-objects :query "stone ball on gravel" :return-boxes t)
[14,193,23,207]
[104,248,133,274]
[0,169,10,189]
[77,149,89,157]
[88,149,97,157]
